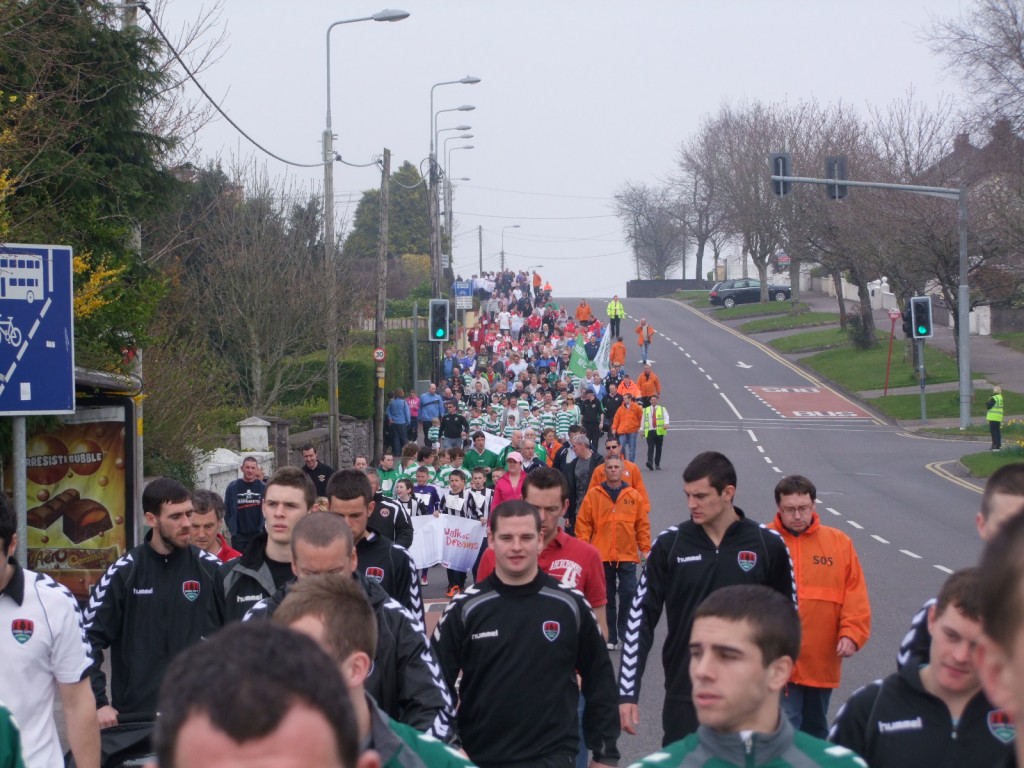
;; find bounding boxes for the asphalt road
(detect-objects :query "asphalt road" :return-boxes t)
[584,296,985,763]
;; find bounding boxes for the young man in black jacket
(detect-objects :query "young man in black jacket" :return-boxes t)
[618,451,796,746]
[84,477,225,725]
[327,469,424,624]
[432,499,620,768]
[365,468,413,549]
[222,466,315,622]
[831,568,1013,767]
[244,512,453,742]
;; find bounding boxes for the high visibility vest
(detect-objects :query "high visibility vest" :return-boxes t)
[607,300,625,319]
[988,393,1004,423]
[642,406,668,435]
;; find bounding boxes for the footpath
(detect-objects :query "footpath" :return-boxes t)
[703,290,1023,434]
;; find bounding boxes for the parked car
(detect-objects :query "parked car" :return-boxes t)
[709,278,791,308]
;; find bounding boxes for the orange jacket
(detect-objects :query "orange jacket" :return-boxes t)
[588,460,649,506]
[637,371,661,398]
[610,341,627,366]
[576,303,593,322]
[612,401,642,434]
[544,439,562,466]
[533,273,542,288]
[576,482,651,562]
[636,323,655,346]
[767,513,871,688]
[616,379,641,400]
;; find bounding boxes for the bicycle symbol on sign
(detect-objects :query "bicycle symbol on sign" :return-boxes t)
[0,316,22,347]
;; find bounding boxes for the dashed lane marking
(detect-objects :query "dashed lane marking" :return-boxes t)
[900,549,922,559]
[719,393,743,419]
[827,508,841,516]
[846,520,864,530]
[934,565,954,574]
[747,430,758,442]
[764,456,772,464]
[871,535,890,544]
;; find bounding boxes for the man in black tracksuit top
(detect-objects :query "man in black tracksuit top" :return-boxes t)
[327,469,424,624]
[830,567,1014,767]
[84,478,225,721]
[244,560,453,742]
[618,451,796,746]
[432,499,620,768]
[367,468,414,549]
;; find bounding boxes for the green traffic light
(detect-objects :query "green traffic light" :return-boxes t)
[917,325,927,335]
[435,328,444,338]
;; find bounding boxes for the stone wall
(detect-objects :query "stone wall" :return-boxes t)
[626,279,711,298]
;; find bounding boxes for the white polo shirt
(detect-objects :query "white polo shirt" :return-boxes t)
[0,560,92,768]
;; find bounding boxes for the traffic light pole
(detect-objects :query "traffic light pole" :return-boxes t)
[771,172,971,428]
[918,339,927,423]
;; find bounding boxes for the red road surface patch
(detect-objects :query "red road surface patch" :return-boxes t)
[747,386,873,419]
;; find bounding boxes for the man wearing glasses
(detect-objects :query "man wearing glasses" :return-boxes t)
[768,474,871,739]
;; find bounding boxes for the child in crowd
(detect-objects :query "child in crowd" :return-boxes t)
[428,417,441,450]
[412,466,442,586]
[439,469,479,596]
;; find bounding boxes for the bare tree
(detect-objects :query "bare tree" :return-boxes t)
[927,0,1024,131]
[674,126,728,284]
[614,182,688,280]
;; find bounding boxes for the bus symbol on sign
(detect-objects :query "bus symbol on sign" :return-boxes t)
[0,252,46,303]
[373,347,386,362]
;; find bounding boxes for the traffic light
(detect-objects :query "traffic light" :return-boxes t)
[429,299,450,342]
[910,296,933,339]
[769,153,792,196]
[902,307,913,338]
[825,156,848,200]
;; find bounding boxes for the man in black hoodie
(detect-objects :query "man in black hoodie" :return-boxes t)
[222,466,314,622]
[244,512,453,742]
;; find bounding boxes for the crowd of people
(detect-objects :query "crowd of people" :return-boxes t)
[2,271,1023,768]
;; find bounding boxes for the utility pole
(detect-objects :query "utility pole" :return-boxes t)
[478,225,483,275]
[374,149,390,459]
[428,159,442,382]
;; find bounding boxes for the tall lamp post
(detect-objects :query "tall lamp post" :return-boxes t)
[444,144,473,252]
[501,224,520,272]
[323,8,408,468]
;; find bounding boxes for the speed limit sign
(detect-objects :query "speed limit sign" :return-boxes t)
[373,347,386,362]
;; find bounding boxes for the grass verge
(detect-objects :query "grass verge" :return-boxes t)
[801,341,962,391]
[715,302,809,320]
[739,312,840,334]
[994,331,1024,354]
[769,329,852,354]
[961,446,1024,477]
[871,390,1024,420]
[670,290,711,307]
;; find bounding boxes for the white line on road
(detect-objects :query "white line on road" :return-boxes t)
[685,353,691,358]
[713,383,719,390]
[764,456,772,464]
[757,446,765,453]
[719,393,743,419]
[827,508,841,516]
[900,549,922,559]
[846,520,864,530]
[705,374,712,381]
[871,535,890,544]
[773,466,783,473]
[934,565,953,574]
[698,367,705,373]
[747,430,758,442]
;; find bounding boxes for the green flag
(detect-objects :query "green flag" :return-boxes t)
[568,333,595,379]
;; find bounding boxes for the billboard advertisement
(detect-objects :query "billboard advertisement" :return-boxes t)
[5,403,134,600]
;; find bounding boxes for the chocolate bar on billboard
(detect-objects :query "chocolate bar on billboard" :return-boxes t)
[62,499,113,544]
[26,489,80,529]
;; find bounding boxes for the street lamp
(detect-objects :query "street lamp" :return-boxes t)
[443,144,474,261]
[323,9,408,468]
[501,224,521,272]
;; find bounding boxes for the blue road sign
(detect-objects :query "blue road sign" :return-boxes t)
[0,244,75,415]
[453,280,473,297]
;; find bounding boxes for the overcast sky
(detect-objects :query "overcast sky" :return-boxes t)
[157,0,970,298]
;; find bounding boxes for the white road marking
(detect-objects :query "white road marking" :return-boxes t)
[705,374,712,381]
[719,393,743,419]
[764,456,772,464]
[900,549,922,559]
[827,508,841,516]
[846,520,863,530]
[697,367,705,372]
[713,383,719,390]
[934,565,953,574]
[773,466,783,473]
[871,535,889,544]
[757,446,765,453]
[747,430,758,442]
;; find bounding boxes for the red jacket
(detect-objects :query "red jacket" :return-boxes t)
[767,513,871,688]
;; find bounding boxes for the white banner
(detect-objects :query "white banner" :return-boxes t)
[484,432,510,454]
[595,325,612,377]
[407,515,444,569]
[440,515,488,572]
[406,514,487,572]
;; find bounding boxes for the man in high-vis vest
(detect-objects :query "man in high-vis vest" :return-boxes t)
[987,385,1004,451]
[641,394,669,471]
[606,295,625,338]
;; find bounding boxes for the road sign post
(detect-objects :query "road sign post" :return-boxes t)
[884,309,902,397]
[0,243,75,567]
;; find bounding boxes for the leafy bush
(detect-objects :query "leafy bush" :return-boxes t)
[844,313,875,350]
